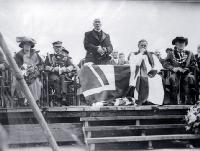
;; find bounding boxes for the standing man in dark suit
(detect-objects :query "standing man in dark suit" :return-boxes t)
[84,18,113,65]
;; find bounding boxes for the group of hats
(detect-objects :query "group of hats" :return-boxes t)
[16,37,69,53]
[16,36,188,50]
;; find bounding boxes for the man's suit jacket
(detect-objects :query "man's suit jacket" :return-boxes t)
[84,30,113,64]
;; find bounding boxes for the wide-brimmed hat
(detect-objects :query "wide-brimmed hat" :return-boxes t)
[172,37,188,46]
[16,37,36,48]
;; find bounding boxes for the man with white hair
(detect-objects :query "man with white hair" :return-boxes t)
[84,18,113,64]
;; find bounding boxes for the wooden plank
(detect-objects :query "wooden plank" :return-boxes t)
[84,124,186,132]
[86,134,200,144]
[80,115,185,121]
[65,105,191,111]
[0,105,190,121]
[0,105,191,113]
[4,123,83,145]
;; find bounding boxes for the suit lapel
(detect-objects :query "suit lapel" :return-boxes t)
[92,30,107,42]
[101,32,106,42]
[92,30,100,41]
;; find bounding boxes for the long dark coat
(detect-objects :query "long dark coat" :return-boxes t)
[84,30,113,64]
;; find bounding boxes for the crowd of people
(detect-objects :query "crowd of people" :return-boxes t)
[81,18,200,106]
[0,36,78,106]
[0,18,200,106]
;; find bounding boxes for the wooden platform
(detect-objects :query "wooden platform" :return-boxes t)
[0,105,199,150]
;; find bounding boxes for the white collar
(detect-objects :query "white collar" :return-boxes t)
[94,29,102,32]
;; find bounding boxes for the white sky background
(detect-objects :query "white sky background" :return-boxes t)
[0,0,200,63]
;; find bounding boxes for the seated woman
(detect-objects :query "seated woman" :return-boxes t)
[13,37,43,105]
[127,39,164,105]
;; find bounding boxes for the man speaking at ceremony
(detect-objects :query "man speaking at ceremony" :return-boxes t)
[84,18,113,65]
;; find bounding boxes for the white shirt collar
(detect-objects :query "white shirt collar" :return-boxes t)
[94,29,102,32]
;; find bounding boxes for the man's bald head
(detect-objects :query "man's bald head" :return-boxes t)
[93,18,102,31]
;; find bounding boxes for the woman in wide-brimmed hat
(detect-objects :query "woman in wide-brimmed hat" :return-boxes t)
[12,37,43,106]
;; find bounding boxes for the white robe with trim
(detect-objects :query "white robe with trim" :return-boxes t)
[129,52,164,105]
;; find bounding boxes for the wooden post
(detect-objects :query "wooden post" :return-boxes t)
[0,33,60,151]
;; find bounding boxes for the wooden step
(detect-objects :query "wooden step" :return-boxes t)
[4,123,83,145]
[84,124,186,132]
[80,115,185,122]
[86,134,200,144]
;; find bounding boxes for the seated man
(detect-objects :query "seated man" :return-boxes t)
[163,37,196,105]
[45,41,76,106]
[127,39,164,105]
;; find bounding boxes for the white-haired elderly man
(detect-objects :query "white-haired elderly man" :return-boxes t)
[84,18,113,65]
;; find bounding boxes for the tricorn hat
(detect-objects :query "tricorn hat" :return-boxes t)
[52,41,62,47]
[16,37,36,48]
[172,37,188,46]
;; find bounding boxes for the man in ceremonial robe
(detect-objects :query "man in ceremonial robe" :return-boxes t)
[163,37,196,104]
[84,18,113,65]
[127,39,164,105]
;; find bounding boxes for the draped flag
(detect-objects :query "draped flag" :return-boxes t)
[79,64,130,104]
